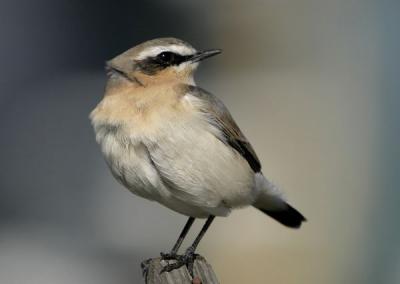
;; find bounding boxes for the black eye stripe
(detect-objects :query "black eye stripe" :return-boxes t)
[135,51,192,75]
[154,51,189,66]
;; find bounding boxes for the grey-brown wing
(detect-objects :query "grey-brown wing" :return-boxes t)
[186,85,261,173]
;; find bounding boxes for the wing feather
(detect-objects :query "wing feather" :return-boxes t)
[185,85,261,173]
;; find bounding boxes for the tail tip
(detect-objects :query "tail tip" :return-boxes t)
[259,204,306,229]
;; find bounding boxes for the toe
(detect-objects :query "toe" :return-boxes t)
[160,252,178,260]
[160,261,185,274]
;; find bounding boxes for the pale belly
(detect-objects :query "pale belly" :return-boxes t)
[94,119,257,218]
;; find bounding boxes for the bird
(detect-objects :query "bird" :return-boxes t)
[90,37,306,277]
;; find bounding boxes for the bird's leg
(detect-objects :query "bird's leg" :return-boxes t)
[185,215,215,259]
[161,215,215,277]
[160,217,195,260]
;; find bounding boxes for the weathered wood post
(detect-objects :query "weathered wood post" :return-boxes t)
[141,255,219,284]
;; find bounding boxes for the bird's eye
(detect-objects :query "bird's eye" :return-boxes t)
[156,52,175,64]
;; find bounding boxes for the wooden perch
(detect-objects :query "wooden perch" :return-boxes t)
[141,255,219,284]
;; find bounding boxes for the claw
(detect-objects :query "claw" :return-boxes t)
[160,252,178,260]
[160,260,184,273]
[160,249,197,277]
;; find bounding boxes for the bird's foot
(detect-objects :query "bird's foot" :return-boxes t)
[160,247,198,277]
[160,251,179,260]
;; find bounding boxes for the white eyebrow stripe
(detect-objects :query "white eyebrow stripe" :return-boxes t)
[136,45,196,60]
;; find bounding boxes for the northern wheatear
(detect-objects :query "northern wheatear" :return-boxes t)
[90,37,306,276]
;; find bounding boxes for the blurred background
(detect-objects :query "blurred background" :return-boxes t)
[1,0,399,283]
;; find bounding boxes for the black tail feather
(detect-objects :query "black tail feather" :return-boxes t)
[259,204,306,229]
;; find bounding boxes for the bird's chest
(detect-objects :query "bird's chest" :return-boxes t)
[94,123,151,194]
[90,94,193,199]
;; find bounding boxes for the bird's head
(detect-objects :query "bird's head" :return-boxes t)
[106,38,221,87]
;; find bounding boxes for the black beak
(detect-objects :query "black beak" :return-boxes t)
[189,49,222,63]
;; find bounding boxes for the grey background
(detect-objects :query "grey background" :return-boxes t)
[1,0,399,283]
